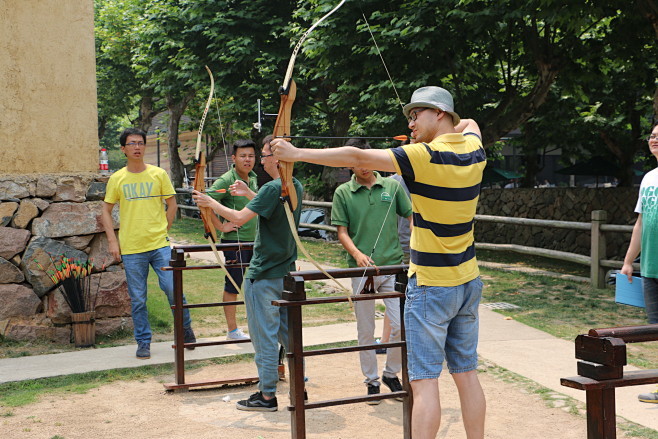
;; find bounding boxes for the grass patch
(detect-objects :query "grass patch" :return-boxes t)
[480,267,654,366]
[477,249,590,277]
[0,363,175,407]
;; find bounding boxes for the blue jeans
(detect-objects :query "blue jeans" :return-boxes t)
[404,275,483,381]
[244,277,289,397]
[122,245,192,343]
[643,277,658,324]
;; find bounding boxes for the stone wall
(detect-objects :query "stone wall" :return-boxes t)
[0,174,133,343]
[476,187,639,260]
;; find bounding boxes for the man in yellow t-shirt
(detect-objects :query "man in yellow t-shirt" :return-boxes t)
[271,87,486,439]
[101,128,195,360]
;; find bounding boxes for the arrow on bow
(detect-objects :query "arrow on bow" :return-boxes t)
[194,66,243,295]
[272,0,354,306]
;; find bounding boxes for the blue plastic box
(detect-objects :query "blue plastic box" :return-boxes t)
[615,273,645,308]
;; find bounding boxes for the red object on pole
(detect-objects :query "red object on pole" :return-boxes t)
[99,148,109,176]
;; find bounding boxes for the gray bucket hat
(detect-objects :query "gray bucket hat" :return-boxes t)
[402,86,460,126]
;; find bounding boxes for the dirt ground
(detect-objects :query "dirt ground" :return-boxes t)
[1,351,603,439]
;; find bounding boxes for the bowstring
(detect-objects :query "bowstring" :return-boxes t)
[354,12,406,294]
[212,88,245,291]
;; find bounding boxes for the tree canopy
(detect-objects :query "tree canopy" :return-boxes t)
[95,0,658,190]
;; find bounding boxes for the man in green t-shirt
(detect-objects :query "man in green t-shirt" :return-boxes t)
[193,135,302,412]
[332,139,412,404]
[208,139,258,340]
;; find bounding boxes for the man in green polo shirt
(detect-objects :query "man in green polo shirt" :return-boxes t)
[193,135,303,412]
[208,139,259,340]
[331,138,412,404]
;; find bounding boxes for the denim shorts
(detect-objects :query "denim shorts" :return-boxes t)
[404,275,483,381]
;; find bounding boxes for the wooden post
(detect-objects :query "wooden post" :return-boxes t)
[396,271,413,439]
[590,210,607,289]
[586,388,616,439]
[170,248,187,386]
[285,275,307,439]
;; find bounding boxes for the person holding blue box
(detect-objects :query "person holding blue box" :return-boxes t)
[621,123,658,403]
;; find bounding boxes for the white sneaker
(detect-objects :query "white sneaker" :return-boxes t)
[227,328,250,340]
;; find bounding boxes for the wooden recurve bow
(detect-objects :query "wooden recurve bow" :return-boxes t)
[194,66,243,295]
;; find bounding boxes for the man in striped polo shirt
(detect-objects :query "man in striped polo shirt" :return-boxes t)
[271,86,487,439]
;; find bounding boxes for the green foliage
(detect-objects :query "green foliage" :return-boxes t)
[94,0,658,191]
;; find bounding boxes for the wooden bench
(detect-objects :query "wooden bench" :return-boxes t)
[561,324,658,438]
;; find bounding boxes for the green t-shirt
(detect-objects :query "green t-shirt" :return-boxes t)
[209,165,258,241]
[245,178,303,279]
[331,171,413,268]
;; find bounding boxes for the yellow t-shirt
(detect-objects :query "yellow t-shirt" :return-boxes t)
[387,133,486,287]
[104,165,175,255]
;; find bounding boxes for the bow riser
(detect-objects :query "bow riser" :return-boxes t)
[273,80,298,210]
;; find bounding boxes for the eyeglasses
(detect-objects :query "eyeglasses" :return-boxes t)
[260,153,274,159]
[647,134,658,141]
[125,142,145,147]
[407,108,437,122]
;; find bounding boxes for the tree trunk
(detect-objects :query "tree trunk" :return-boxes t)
[320,110,351,200]
[165,92,195,188]
[137,94,160,133]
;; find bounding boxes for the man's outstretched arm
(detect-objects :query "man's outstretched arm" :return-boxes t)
[270,139,397,173]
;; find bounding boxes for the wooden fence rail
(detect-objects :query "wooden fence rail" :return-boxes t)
[178,199,638,288]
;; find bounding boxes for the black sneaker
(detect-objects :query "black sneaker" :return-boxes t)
[136,342,150,359]
[382,376,404,401]
[236,392,278,412]
[184,327,196,350]
[366,384,381,405]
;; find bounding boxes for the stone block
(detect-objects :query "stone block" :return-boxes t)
[62,234,95,250]
[0,284,42,319]
[53,175,95,202]
[20,236,88,297]
[92,270,131,318]
[0,226,31,259]
[95,317,133,336]
[36,175,58,198]
[0,201,18,226]
[32,198,50,212]
[5,323,70,343]
[32,201,118,238]
[0,177,32,200]
[12,199,40,229]
[45,289,73,324]
[0,257,25,283]
[86,181,107,201]
[87,233,119,269]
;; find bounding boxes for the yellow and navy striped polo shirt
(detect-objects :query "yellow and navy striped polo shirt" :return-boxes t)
[387,132,486,287]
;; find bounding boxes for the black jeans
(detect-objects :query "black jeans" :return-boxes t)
[643,277,658,324]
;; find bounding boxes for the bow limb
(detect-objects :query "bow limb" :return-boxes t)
[272,1,353,307]
[195,66,243,295]
[274,0,347,210]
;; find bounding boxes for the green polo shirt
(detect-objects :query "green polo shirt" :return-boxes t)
[209,165,258,241]
[332,171,412,268]
[245,178,303,280]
